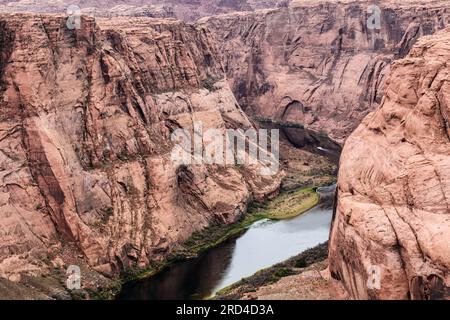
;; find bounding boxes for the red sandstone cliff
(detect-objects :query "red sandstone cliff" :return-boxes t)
[0,14,281,282]
[202,0,450,142]
[0,0,284,20]
[329,27,450,300]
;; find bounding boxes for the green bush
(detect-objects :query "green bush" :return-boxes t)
[294,257,307,268]
[272,268,294,279]
[202,77,217,91]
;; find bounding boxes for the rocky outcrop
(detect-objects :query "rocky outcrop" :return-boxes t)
[0,0,284,21]
[0,14,281,282]
[0,0,176,19]
[202,0,450,142]
[329,28,450,300]
[166,0,282,21]
[83,5,177,19]
[0,2,177,19]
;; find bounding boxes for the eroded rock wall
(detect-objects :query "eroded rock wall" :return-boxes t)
[329,27,450,300]
[0,14,281,281]
[202,0,450,142]
[0,0,285,21]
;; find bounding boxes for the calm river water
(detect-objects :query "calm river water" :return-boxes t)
[117,189,334,300]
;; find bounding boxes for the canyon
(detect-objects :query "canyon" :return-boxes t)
[202,0,450,142]
[204,0,449,300]
[0,14,282,296]
[0,0,448,301]
[0,0,285,20]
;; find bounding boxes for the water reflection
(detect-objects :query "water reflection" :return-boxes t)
[117,239,237,300]
[117,204,333,300]
[211,207,332,293]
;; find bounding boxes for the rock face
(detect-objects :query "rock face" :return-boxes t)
[83,5,177,19]
[202,0,450,142]
[166,0,283,21]
[0,0,284,21]
[329,28,450,300]
[0,14,281,281]
[0,1,177,19]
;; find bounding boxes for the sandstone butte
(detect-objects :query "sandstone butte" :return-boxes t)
[0,14,282,284]
[329,27,450,300]
[201,0,450,143]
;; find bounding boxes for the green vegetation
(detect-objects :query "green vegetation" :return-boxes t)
[294,256,307,268]
[255,187,319,220]
[202,76,218,92]
[271,267,296,280]
[87,280,122,300]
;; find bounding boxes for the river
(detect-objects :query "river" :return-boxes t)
[117,186,335,300]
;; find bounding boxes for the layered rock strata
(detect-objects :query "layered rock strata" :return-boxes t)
[0,0,285,21]
[202,0,450,142]
[329,27,450,300]
[0,14,281,281]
